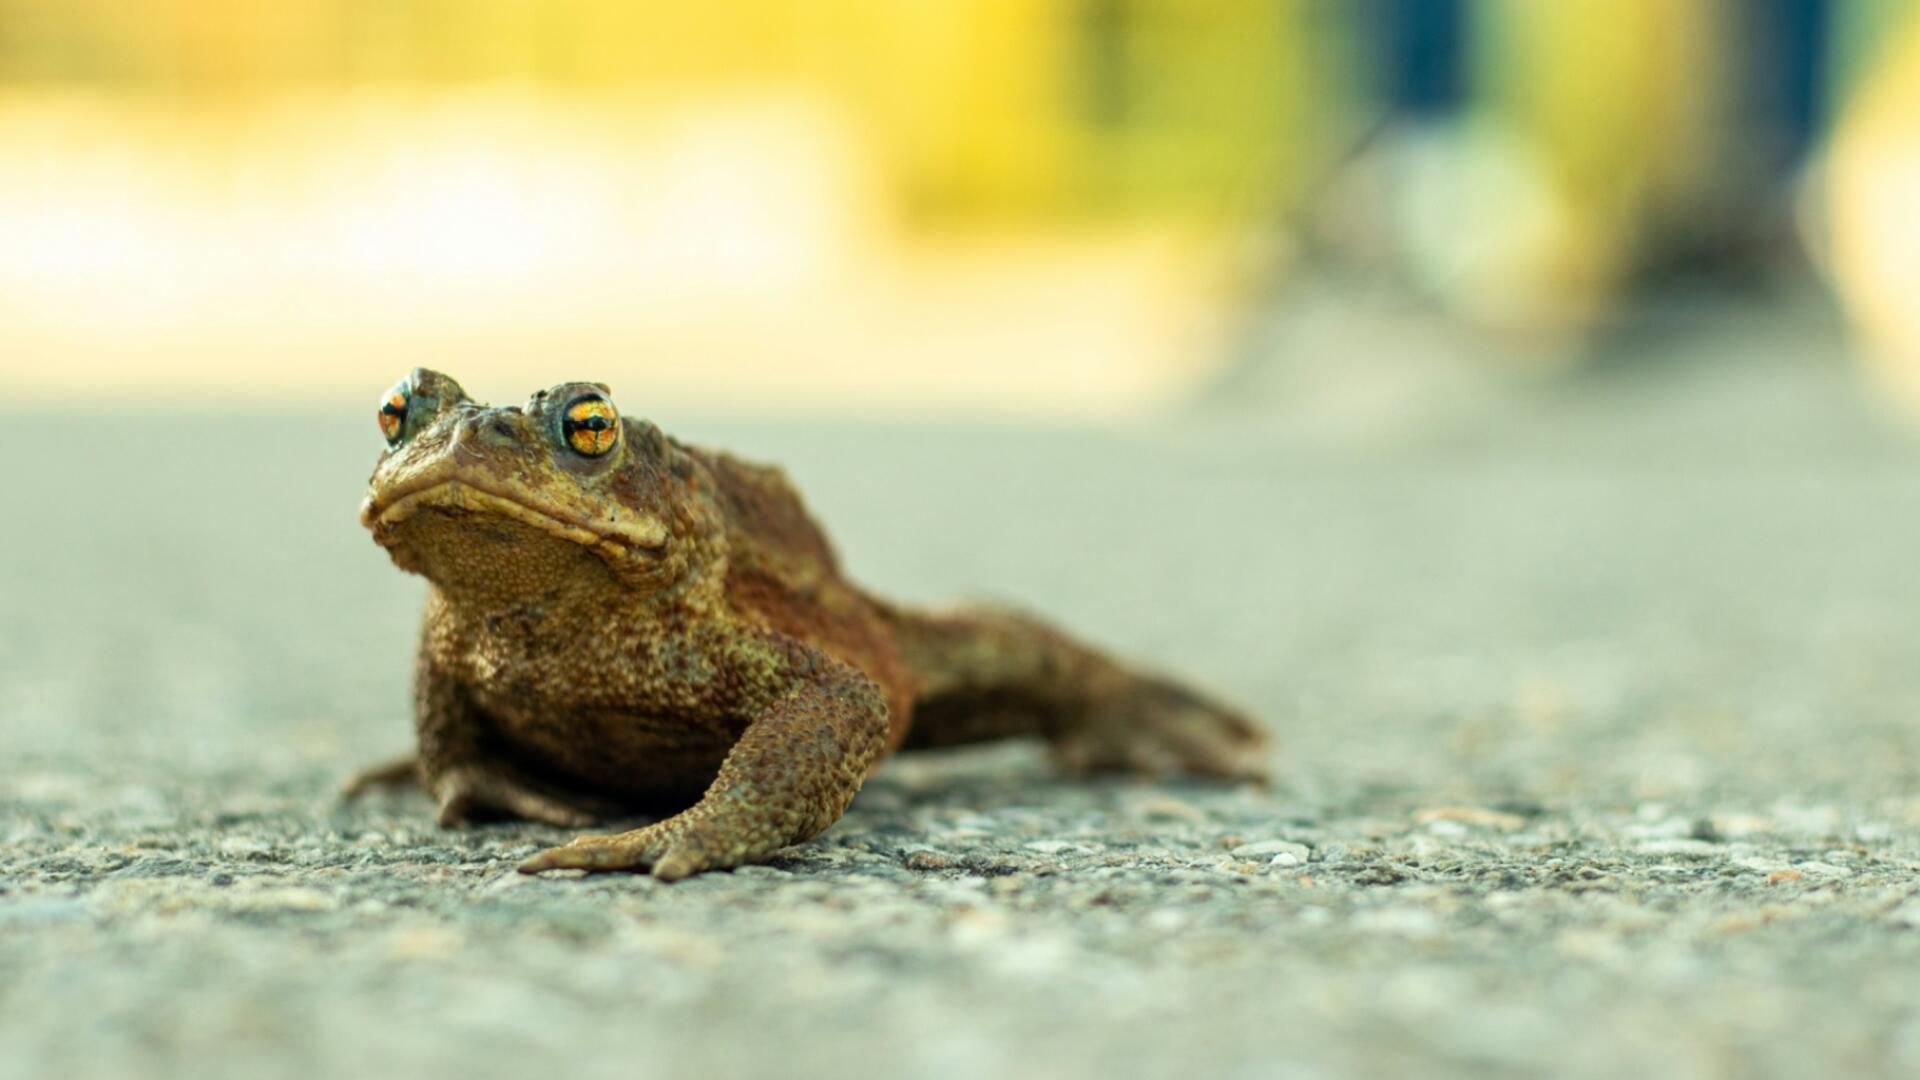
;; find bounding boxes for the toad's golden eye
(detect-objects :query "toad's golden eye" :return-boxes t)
[378,379,410,447]
[562,395,619,457]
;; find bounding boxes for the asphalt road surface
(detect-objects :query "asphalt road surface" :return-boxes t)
[6,305,1920,1079]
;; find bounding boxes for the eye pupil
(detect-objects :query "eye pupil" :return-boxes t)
[562,395,619,456]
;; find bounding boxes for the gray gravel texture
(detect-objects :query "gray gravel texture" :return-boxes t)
[7,305,1920,1079]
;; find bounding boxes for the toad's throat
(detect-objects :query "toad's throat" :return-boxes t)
[363,480,667,558]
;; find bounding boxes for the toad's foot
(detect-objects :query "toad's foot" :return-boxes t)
[430,764,621,829]
[341,756,422,798]
[517,815,744,882]
[1053,676,1270,784]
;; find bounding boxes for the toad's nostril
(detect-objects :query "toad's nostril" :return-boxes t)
[456,410,520,446]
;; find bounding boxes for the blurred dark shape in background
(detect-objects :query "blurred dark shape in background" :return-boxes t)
[1377,0,1469,119]
[1291,0,1836,313]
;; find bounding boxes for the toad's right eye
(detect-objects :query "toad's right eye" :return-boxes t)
[378,379,410,447]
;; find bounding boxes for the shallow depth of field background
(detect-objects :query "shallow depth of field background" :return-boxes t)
[2,0,1919,421]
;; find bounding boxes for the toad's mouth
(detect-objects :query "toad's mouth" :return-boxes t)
[361,480,667,560]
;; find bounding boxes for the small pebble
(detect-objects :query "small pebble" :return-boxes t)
[1229,841,1310,861]
[903,850,954,872]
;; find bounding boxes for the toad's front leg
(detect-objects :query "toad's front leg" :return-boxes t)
[400,653,620,828]
[519,649,890,881]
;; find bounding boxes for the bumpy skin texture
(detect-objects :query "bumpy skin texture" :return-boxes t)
[350,368,1267,880]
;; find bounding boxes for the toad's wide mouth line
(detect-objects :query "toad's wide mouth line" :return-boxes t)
[361,480,667,557]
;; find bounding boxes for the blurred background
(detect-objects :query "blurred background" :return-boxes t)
[2,0,1918,422]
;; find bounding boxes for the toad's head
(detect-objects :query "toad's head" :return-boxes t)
[360,368,715,604]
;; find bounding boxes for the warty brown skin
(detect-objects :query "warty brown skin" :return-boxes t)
[349,368,1268,880]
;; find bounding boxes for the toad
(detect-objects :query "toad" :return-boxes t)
[348,369,1267,879]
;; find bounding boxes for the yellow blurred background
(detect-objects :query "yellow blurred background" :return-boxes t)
[2,0,1919,418]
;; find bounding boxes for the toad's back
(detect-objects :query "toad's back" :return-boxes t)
[697,448,917,747]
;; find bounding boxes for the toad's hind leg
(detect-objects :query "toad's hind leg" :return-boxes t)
[880,601,1269,782]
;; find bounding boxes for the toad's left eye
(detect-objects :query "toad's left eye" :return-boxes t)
[378,379,410,447]
[562,395,619,457]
